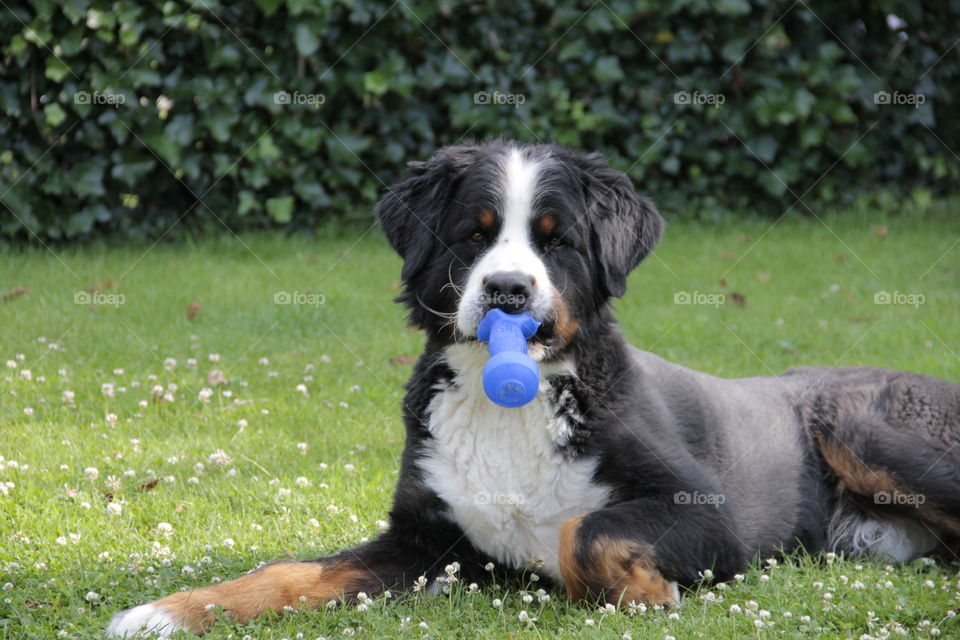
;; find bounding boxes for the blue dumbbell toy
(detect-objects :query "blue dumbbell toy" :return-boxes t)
[476,309,541,408]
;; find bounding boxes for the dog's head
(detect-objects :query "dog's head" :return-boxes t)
[377,141,664,359]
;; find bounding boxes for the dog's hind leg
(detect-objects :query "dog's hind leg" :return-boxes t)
[815,411,960,560]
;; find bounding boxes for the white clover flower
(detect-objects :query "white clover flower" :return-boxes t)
[85,591,100,602]
[157,522,173,536]
[164,358,177,370]
[485,562,495,571]
[223,538,235,547]
[19,369,32,381]
[297,442,308,454]
[62,390,75,403]
[84,467,99,481]
[106,503,122,516]
[101,383,114,397]
[208,353,220,362]
[295,384,308,395]
[208,450,231,466]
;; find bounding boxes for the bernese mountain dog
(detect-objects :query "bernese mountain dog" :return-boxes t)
[108,141,960,636]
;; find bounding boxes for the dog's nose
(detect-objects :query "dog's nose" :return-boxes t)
[483,271,534,314]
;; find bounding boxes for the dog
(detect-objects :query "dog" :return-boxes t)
[107,140,960,636]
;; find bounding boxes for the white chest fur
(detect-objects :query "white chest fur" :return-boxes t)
[417,345,610,582]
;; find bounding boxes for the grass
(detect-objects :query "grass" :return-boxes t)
[1,202,959,639]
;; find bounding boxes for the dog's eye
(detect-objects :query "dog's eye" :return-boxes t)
[469,232,486,244]
[545,236,565,249]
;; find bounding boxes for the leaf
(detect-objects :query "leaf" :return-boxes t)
[237,190,259,216]
[294,23,320,56]
[45,56,71,82]
[1,287,28,303]
[44,103,67,126]
[363,70,391,96]
[714,0,751,15]
[254,0,284,15]
[265,195,294,223]
[748,136,778,164]
[593,56,624,82]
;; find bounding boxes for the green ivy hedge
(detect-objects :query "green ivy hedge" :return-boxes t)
[1,0,957,241]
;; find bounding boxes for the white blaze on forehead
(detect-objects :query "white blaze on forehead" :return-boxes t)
[455,148,556,337]
[500,148,541,247]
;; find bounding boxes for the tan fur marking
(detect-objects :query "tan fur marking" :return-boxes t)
[816,434,901,497]
[551,289,579,346]
[559,514,587,601]
[479,208,495,229]
[538,214,557,235]
[559,515,677,607]
[152,562,365,633]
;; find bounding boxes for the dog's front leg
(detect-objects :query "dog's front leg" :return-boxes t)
[106,525,484,637]
[558,498,745,607]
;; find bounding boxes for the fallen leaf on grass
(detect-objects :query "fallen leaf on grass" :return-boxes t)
[730,292,747,308]
[720,250,738,260]
[138,478,161,491]
[0,286,27,302]
[187,300,201,320]
[390,354,416,366]
[86,279,115,292]
[874,226,888,240]
[755,271,771,283]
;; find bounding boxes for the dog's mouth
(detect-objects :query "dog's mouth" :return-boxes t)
[460,315,558,349]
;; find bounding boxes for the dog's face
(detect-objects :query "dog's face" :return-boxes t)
[377,142,664,359]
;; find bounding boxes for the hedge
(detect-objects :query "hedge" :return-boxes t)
[1,0,957,241]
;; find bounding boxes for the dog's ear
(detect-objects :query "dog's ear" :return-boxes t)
[575,152,664,298]
[377,145,479,282]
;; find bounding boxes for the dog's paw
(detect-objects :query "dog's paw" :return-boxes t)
[105,603,184,638]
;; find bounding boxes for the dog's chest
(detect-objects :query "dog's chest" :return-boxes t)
[417,349,609,582]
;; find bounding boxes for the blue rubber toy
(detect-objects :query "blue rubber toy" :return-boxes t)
[476,309,541,408]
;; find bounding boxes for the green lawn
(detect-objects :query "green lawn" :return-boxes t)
[1,203,959,639]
